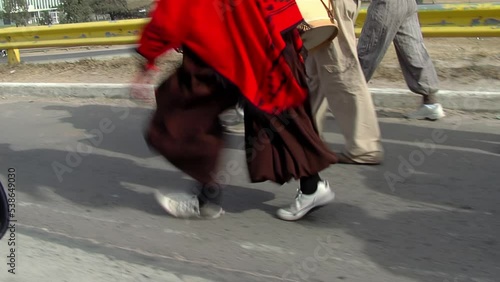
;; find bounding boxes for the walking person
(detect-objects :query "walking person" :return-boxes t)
[357,0,445,120]
[302,0,384,165]
[132,0,338,221]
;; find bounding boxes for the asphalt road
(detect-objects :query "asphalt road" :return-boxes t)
[0,47,135,64]
[0,98,499,282]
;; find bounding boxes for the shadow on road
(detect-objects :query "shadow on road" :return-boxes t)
[0,143,276,217]
[43,104,158,159]
[2,102,499,281]
[300,118,500,282]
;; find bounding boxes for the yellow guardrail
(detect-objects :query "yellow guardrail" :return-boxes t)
[1,3,499,65]
[0,19,147,65]
[355,3,500,27]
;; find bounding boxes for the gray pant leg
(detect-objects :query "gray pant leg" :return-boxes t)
[357,0,407,82]
[393,1,440,98]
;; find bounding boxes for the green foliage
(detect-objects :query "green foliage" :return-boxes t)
[38,11,53,25]
[3,0,30,27]
[58,0,150,23]
[59,0,93,23]
[91,0,128,20]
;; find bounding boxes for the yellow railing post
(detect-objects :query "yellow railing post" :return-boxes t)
[7,49,21,66]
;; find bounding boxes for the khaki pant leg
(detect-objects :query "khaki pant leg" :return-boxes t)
[306,0,383,163]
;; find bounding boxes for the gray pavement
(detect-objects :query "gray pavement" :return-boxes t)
[0,97,499,282]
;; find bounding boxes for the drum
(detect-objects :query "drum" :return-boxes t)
[296,0,339,51]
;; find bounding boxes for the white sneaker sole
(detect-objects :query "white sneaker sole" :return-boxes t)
[277,191,335,221]
[223,124,245,134]
[200,204,225,219]
[407,112,446,121]
[429,112,446,120]
[154,191,200,218]
[405,106,446,121]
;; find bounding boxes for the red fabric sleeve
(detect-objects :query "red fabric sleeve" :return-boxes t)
[136,0,179,70]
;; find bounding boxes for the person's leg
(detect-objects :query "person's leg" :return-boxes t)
[306,0,383,164]
[244,98,337,221]
[357,0,406,82]
[393,1,445,120]
[147,51,238,219]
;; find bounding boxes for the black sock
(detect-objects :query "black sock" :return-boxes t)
[197,195,207,207]
[198,183,223,206]
[300,174,321,195]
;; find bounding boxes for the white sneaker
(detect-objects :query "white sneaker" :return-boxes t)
[223,122,245,134]
[276,180,335,221]
[235,103,245,119]
[405,103,445,120]
[222,104,245,134]
[199,202,225,219]
[154,191,225,219]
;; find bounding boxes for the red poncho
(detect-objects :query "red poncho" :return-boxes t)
[137,0,308,114]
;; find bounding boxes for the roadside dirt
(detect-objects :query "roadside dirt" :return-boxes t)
[368,37,500,91]
[1,37,499,92]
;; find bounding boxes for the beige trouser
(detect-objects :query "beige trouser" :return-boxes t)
[305,0,383,163]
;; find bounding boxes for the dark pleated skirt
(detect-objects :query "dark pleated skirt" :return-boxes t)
[145,50,337,186]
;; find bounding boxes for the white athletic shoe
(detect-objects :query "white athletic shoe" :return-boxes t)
[405,103,445,120]
[222,104,245,134]
[154,191,224,219]
[223,122,245,134]
[276,180,335,221]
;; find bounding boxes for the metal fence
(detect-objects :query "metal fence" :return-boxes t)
[1,3,499,65]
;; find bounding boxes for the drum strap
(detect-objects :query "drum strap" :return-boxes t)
[319,0,335,23]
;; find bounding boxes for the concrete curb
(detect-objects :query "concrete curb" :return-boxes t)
[0,83,153,100]
[370,88,500,112]
[1,83,499,112]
